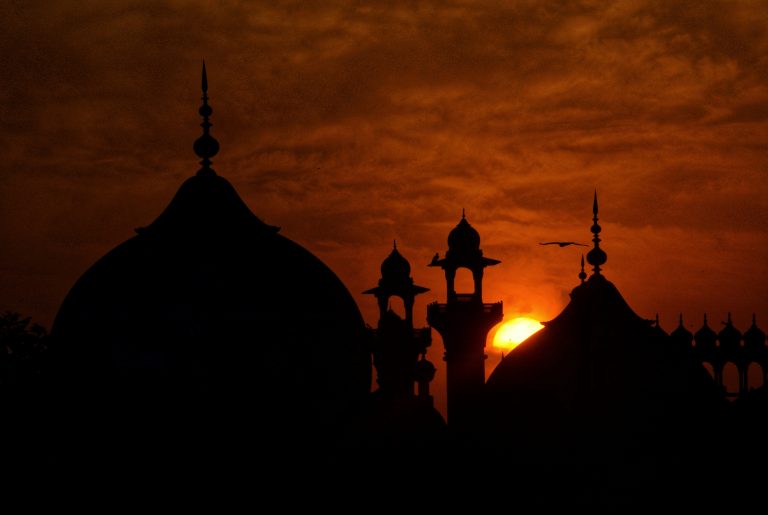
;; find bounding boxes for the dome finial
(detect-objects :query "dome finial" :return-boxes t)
[593,189,598,215]
[586,189,607,275]
[202,60,208,93]
[578,254,587,284]
[193,61,220,176]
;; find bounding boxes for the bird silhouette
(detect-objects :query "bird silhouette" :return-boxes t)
[539,241,588,247]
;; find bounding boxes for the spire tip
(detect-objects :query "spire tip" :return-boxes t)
[592,189,598,215]
[585,191,607,275]
[193,62,219,176]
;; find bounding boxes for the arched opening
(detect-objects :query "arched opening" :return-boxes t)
[748,362,765,390]
[453,267,475,296]
[387,296,406,320]
[702,362,715,380]
[723,362,739,399]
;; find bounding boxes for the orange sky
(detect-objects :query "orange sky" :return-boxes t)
[2,2,768,411]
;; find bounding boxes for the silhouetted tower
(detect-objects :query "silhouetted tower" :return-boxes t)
[427,211,503,429]
[364,242,433,399]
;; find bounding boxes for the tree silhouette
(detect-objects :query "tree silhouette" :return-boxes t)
[0,311,48,386]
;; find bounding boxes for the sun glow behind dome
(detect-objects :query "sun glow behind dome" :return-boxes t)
[492,317,544,350]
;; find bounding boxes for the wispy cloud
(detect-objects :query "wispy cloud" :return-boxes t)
[1,0,766,339]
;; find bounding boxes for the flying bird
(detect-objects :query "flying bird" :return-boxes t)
[539,241,588,247]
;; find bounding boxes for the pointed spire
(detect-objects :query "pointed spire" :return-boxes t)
[586,190,607,275]
[462,208,466,219]
[703,313,708,326]
[193,61,220,176]
[655,313,660,326]
[578,254,587,284]
[593,190,598,215]
[679,313,684,327]
[393,239,397,250]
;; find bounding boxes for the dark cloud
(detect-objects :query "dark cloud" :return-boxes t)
[1,0,766,342]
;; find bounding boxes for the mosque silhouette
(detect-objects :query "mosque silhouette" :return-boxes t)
[30,67,768,503]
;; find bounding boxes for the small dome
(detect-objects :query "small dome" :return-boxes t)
[447,216,480,253]
[694,315,718,351]
[717,313,742,354]
[670,315,693,350]
[381,246,411,280]
[744,315,766,351]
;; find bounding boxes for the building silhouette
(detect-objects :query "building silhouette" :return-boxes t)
[483,195,722,474]
[349,244,445,460]
[364,242,433,401]
[11,66,765,503]
[48,65,371,475]
[426,212,503,431]
[671,313,767,398]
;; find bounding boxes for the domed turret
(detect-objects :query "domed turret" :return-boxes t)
[447,210,481,257]
[744,314,766,353]
[670,314,694,352]
[694,314,718,354]
[718,313,742,358]
[380,241,411,281]
[427,210,502,429]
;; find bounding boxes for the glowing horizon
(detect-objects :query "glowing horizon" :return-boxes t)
[492,317,545,351]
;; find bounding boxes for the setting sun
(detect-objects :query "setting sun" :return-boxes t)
[493,317,544,350]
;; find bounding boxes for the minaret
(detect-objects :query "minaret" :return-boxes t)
[364,242,433,398]
[427,212,503,430]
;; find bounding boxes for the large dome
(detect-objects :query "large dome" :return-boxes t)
[482,195,722,484]
[51,172,371,470]
[49,70,370,473]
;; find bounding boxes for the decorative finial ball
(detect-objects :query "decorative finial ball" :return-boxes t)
[194,133,220,159]
[587,246,607,268]
[199,104,213,117]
